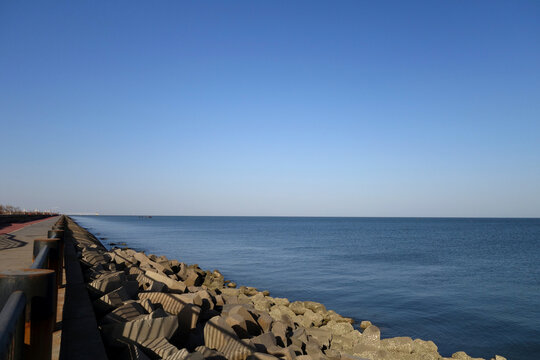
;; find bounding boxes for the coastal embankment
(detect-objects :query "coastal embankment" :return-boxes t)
[64,216,507,360]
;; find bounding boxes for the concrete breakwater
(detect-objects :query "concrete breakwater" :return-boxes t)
[66,217,507,360]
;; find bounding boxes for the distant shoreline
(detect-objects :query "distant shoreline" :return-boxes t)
[71,214,540,220]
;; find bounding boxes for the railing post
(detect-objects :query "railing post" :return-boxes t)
[0,269,56,360]
[33,239,61,288]
[47,230,64,240]
[47,230,64,286]
[0,291,26,360]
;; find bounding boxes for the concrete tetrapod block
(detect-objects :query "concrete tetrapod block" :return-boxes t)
[249,332,277,353]
[136,298,158,313]
[204,316,255,360]
[225,305,262,337]
[136,273,167,292]
[134,252,174,275]
[340,354,370,360]
[129,266,145,276]
[102,301,149,324]
[214,294,225,307]
[305,342,326,360]
[111,250,137,266]
[195,289,216,311]
[138,337,180,358]
[271,321,290,347]
[121,343,152,360]
[138,292,202,314]
[101,315,179,348]
[163,348,189,360]
[305,328,332,349]
[247,353,281,360]
[265,345,297,360]
[82,251,111,266]
[177,303,202,335]
[136,308,169,321]
[94,286,133,314]
[164,349,206,360]
[220,340,257,360]
[257,313,274,333]
[87,272,125,297]
[290,328,308,350]
[324,349,341,360]
[225,313,252,339]
[184,270,204,287]
[222,303,255,315]
[144,270,187,293]
[195,346,227,360]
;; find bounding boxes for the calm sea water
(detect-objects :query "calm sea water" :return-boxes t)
[71,216,540,359]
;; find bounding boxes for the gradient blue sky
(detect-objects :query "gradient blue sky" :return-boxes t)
[1,1,539,217]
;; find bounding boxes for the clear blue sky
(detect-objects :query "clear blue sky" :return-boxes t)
[1,1,539,217]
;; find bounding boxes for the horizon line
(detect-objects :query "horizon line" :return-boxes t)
[66,214,540,219]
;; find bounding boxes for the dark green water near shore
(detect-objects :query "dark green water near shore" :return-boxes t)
[72,216,540,359]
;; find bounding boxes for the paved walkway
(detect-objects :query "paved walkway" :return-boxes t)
[0,216,64,360]
[0,216,59,270]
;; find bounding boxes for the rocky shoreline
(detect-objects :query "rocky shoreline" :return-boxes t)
[66,217,506,360]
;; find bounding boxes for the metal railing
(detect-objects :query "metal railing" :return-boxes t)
[30,247,50,270]
[0,215,66,360]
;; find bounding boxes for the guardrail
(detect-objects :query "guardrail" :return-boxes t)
[0,215,66,360]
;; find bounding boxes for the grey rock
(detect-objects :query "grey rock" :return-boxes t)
[361,325,380,342]
[250,293,272,312]
[289,301,307,315]
[271,297,290,307]
[380,337,413,354]
[321,321,354,337]
[359,321,371,330]
[412,339,438,354]
[220,288,241,297]
[303,301,326,314]
[301,309,324,328]
[269,305,296,324]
